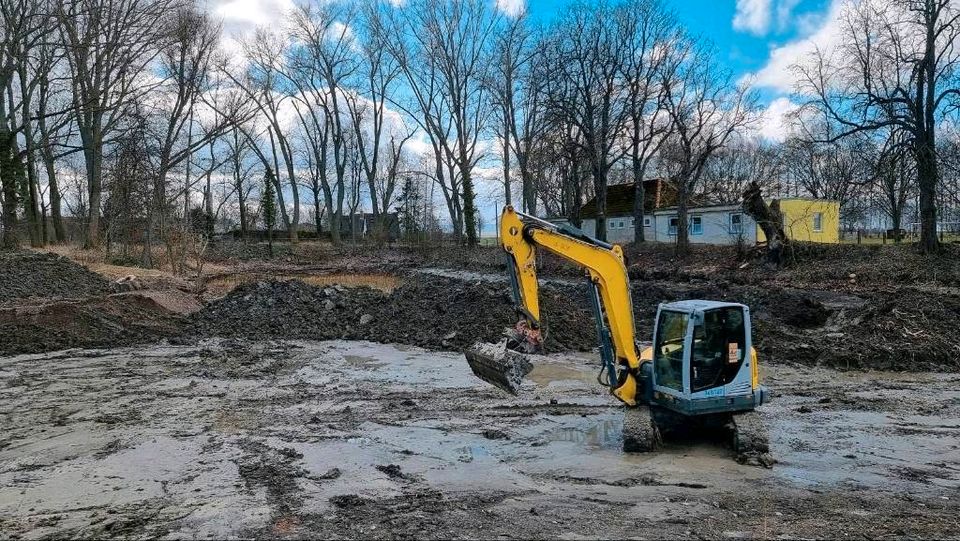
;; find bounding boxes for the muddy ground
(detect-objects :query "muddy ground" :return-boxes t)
[1,243,959,538]
[1,340,958,539]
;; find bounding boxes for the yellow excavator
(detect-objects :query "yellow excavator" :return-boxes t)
[465,207,771,463]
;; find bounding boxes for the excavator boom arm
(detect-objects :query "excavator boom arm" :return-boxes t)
[499,207,642,405]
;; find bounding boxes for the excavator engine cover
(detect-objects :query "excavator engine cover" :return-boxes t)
[464,340,533,395]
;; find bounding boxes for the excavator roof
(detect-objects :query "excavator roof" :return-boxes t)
[659,299,748,313]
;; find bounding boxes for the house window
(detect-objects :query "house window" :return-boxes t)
[643,217,651,227]
[813,212,823,232]
[729,213,743,234]
[668,217,678,235]
[690,216,703,236]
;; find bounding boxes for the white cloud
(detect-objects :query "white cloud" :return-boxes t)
[775,0,801,31]
[495,0,525,18]
[748,0,845,92]
[733,0,772,35]
[756,97,799,142]
[214,0,293,27]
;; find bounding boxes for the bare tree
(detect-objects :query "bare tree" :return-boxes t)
[701,139,783,204]
[378,0,498,247]
[0,0,54,249]
[346,1,411,236]
[542,1,630,241]
[794,0,960,253]
[286,2,359,245]
[56,0,179,247]
[142,6,236,267]
[660,38,755,252]
[225,125,256,239]
[619,0,676,244]
[226,28,302,242]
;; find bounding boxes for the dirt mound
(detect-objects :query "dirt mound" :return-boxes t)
[0,251,116,303]
[185,278,597,353]
[0,294,184,356]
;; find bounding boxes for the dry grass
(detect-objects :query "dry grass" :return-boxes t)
[204,273,401,298]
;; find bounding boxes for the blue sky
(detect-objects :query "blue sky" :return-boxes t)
[521,0,833,105]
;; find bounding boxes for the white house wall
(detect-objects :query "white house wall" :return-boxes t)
[652,208,757,245]
[579,208,757,246]
[581,217,654,243]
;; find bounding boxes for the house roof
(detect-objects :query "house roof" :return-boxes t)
[580,180,676,219]
[651,203,744,215]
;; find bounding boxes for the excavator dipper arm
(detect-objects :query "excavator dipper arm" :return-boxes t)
[466,206,643,406]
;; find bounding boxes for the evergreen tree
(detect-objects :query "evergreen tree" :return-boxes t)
[262,169,277,257]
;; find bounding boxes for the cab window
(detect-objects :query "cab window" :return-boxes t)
[691,307,746,392]
[654,310,687,391]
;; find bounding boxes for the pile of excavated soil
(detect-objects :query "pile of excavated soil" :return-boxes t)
[0,251,116,303]
[184,276,960,371]
[756,287,960,371]
[185,278,597,353]
[0,293,184,356]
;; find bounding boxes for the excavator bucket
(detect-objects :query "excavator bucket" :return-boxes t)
[464,340,534,395]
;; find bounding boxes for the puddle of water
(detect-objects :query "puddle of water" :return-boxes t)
[546,417,622,449]
[206,273,400,297]
[528,364,597,387]
[343,355,386,370]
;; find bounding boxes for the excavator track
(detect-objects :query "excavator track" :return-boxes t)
[730,410,774,468]
[622,405,661,452]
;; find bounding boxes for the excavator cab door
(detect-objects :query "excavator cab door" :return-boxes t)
[651,301,757,414]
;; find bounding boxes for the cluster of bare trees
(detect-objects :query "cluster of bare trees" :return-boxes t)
[1,0,958,260]
[792,0,960,253]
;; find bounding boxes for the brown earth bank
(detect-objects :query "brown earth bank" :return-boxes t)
[1,245,958,371]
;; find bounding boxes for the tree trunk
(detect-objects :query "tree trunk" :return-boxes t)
[312,186,322,236]
[20,86,42,247]
[632,158,646,245]
[915,137,939,254]
[592,164,607,242]
[40,143,65,241]
[0,130,20,250]
[675,188,689,253]
[83,132,103,249]
[743,181,788,264]
[25,154,42,247]
[461,161,478,247]
[502,134,512,206]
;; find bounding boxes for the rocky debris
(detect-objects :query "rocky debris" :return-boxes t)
[376,464,407,479]
[329,494,372,509]
[0,251,115,303]
[184,278,598,353]
[114,275,145,292]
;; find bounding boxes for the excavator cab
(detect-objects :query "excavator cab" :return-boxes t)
[646,301,767,416]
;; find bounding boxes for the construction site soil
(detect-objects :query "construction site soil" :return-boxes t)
[1,243,959,538]
[2,244,958,371]
[2,341,958,539]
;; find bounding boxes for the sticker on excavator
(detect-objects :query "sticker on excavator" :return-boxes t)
[464,340,534,395]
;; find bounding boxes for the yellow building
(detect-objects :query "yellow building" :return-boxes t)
[756,198,840,244]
